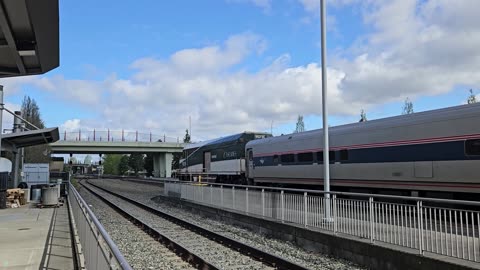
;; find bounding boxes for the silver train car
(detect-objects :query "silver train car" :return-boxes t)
[245,103,480,198]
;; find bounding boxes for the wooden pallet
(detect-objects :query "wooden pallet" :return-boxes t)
[5,188,27,208]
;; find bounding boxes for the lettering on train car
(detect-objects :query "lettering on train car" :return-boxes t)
[223,151,237,158]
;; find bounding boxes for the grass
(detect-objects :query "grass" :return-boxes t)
[70,177,80,190]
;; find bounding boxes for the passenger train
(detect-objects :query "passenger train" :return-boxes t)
[178,103,480,199]
[177,132,272,184]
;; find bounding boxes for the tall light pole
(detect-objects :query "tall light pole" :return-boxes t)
[320,0,331,220]
[0,86,3,166]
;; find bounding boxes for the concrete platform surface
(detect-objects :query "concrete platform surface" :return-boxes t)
[0,204,54,270]
[0,202,77,270]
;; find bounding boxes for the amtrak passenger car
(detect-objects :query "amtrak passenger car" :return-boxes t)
[246,103,480,197]
[178,132,271,183]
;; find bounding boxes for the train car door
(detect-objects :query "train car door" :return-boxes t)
[203,151,211,172]
[246,148,254,177]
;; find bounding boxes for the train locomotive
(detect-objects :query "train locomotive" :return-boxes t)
[179,103,480,199]
[177,132,271,184]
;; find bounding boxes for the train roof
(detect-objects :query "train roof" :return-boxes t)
[247,102,480,147]
[184,131,271,150]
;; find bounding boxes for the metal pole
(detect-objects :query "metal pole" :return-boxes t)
[320,0,331,220]
[20,123,25,183]
[12,111,22,188]
[0,86,3,169]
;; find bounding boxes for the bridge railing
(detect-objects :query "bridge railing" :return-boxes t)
[61,130,180,143]
[163,180,480,264]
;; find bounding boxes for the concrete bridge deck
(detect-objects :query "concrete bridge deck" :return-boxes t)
[50,140,184,154]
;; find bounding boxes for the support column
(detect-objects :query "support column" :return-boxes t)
[165,153,173,178]
[12,111,22,188]
[153,153,173,178]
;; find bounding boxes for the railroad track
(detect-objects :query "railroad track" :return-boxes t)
[80,180,310,270]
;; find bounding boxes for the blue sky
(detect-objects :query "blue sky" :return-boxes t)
[1,0,479,141]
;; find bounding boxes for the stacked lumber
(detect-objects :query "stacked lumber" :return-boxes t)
[6,188,26,208]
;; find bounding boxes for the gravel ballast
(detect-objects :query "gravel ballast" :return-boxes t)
[89,179,364,270]
[82,181,277,270]
[78,185,195,270]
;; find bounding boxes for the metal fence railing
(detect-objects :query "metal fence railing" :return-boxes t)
[69,180,132,270]
[62,130,180,143]
[164,181,480,263]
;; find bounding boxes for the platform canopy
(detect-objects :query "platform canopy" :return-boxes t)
[1,127,59,152]
[0,0,59,78]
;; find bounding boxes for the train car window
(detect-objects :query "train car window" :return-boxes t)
[466,139,480,155]
[317,151,335,163]
[330,151,335,161]
[316,151,335,162]
[316,151,323,162]
[273,155,279,164]
[298,152,313,162]
[281,154,295,163]
[340,149,349,161]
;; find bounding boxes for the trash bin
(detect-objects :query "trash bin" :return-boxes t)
[31,185,42,202]
[0,172,8,191]
[41,185,58,206]
[0,190,6,209]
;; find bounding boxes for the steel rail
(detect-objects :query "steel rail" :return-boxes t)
[85,180,310,270]
[79,181,220,270]
[69,181,132,270]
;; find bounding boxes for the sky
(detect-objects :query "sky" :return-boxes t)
[1,0,480,144]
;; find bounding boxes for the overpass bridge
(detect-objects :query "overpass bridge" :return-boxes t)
[50,130,185,177]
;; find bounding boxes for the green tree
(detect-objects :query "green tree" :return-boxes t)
[128,153,145,175]
[183,129,191,143]
[69,157,77,164]
[359,109,367,122]
[402,98,414,115]
[143,154,154,177]
[119,155,129,175]
[294,115,305,133]
[21,96,49,163]
[468,89,477,104]
[103,154,122,175]
[171,152,182,171]
[84,155,92,165]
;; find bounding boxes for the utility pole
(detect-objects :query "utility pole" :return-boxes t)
[12,111,23,188]
[0,86,3,168]
[320,0,332,220]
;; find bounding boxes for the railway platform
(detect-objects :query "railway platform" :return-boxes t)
[0,203,79,270]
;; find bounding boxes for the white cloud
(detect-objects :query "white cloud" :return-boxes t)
[28,32,346,140]
[100,1,480,140]
[333,0,480,105]
[61,119,82,131]
[0,76,37,95]
[5,1,480,141]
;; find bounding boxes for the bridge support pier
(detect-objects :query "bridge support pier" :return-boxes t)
[153,153,173,178]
